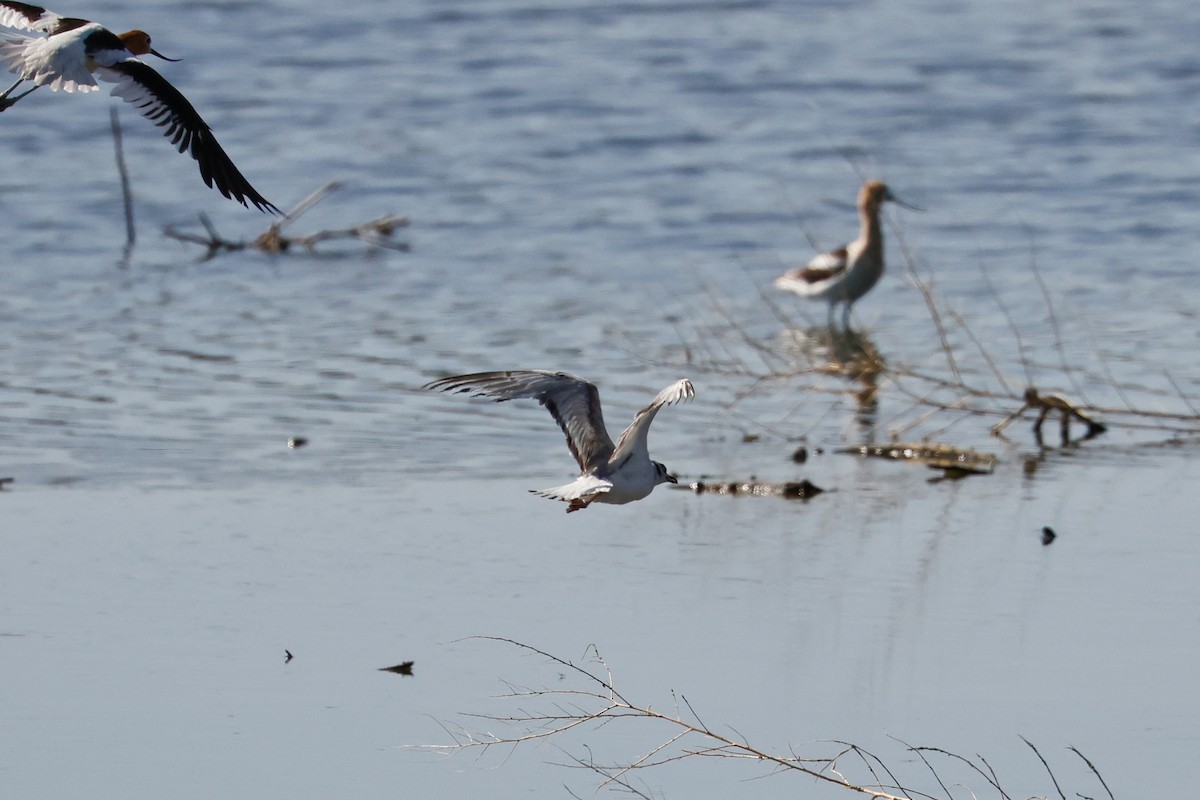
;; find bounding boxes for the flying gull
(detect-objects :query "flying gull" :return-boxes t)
[424,370,694,512]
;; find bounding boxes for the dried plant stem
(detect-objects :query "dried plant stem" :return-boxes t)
[432,637,913,799]
[896,225,962,387]
[429,638,1116,800]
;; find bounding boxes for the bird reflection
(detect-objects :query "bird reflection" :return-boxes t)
[779,325,885,428]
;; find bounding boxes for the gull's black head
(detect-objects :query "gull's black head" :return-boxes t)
[653,461,677,486]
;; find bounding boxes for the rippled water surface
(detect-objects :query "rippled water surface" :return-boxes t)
[3,0,1200,798]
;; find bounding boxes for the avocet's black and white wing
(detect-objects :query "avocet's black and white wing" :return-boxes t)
[773,247,850,295]
[0,1,62,33]
[0,1,280,213]
[97,55,281,213]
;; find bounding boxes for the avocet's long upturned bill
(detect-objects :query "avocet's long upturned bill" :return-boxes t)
[424,370,695,513]
[773,181,916,329]
[0,1,279,212]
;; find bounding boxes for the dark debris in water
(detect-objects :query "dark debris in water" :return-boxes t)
[287,437,308,449]
[157,347,235,363]
[379,661,415,676]
[841,443,997,476]
[1042,526,1057,545]
[284,649,294,664]
[0,477,13,491]
[686,479,824,499]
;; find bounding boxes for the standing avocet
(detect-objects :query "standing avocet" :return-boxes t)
[0,1,279,213]
[424,370,694,513]
[774,181,917,329]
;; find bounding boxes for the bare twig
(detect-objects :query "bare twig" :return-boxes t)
[1022,224,1088,405]
[1020,736,1066,800]
[1068,746,1115,800]
[979,257,1032,388]
[906,744,1011,800]
[896,225,963,386]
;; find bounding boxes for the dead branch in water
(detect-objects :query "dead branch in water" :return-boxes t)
[164,181,410,260]
[110,107,136,261]
[426,637,1114,800]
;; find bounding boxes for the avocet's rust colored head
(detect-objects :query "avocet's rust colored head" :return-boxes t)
[117,30,181,61]
[859,180,920,212]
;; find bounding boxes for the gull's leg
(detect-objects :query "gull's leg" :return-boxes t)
[566,497,593,513]
[0,79,38,111]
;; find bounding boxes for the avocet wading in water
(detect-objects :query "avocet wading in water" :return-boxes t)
[424,370,695,513]
[0,1,279,212]
[773,181,917,329]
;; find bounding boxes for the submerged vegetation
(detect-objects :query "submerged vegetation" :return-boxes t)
[663,219,1200,456]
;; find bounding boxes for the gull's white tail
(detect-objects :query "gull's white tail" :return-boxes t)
[531,475,613,503]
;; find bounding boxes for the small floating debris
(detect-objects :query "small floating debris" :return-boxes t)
[379,661,415,676]
[841,443,997,475]
[0,477,13,491]
[1042,526,1056,546]
[287,437,308,449]
[687,479,824,499]
[284,649,294,664]
[157,347,235,363]
[791,447,807,464]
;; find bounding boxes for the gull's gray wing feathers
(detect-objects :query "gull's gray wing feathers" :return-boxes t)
[610,379,694,466]
[423,369,615,473]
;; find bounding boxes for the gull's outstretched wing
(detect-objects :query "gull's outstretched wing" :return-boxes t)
[423,369,616,473]
[610,378,694,466]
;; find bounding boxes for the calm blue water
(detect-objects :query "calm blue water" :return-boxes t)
[3,0,1199,798]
